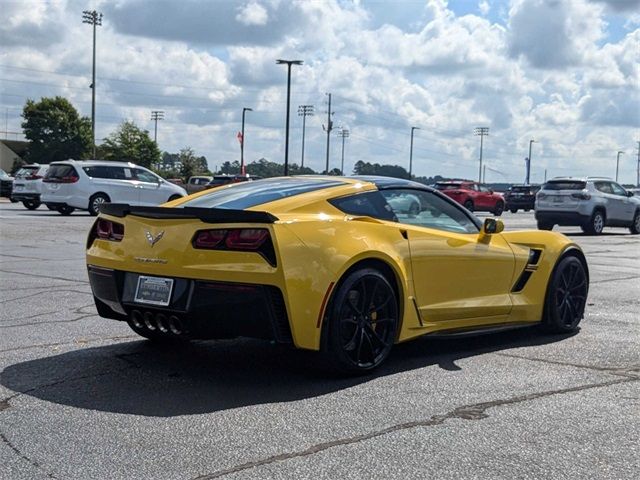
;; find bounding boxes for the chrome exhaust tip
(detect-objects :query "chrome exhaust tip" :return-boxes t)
[169,315,183,335]
[143,311,157,331]
[156,313,169,333]
[131,310,144,329]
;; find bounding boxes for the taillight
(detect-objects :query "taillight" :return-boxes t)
[96,219,124,241]
[537,193,546,199]
[571,192,591,200]
[192,228,275,266]
[44,175,79,183]
[26,174,43,180]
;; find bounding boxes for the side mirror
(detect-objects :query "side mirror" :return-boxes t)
[488,189,494,194]
[483,218,504,235]
[626,190,634,197]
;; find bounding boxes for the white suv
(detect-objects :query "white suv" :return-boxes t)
[535,177,640,235]
[11,164,49,210]
[41,160,187,215]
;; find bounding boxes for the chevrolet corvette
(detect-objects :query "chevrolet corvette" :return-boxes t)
[86,176,589,373]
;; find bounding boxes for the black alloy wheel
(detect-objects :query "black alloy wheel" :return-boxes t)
[629,211,640,235]
[463,199,474,212]
[323,268,398,374]
[57,205,75,216]
[23,200,40,210]
[89,193,110,216]
[493,202,504,216]
[542,256,588,333]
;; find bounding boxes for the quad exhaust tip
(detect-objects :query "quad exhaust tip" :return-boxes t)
[156,313,169,333]
[143,311,157,331]
[169,315,183,335]
[130,310,184,336]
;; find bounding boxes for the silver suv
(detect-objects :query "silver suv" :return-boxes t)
[535,177,640,235]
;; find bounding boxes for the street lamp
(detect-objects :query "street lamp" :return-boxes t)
[616,151,624,182]
[474,127,489,183]
[82,9,103,158]
[240,107,252,175]
[276,59,303,176]
[337,129,350,175]
[526,139,536,185]
[298,105,314,169]
[409,126,420,177]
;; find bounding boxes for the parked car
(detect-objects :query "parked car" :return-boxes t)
[434,181,504,215]
[11,164,49,210]
[185,175,213,194]
[41,160,187,216]
[503,184,541,213]
[166,178,185,186]
[87,175,589,373]
[0,168,14,199]
[205,174,262,189]
[535,177,640,234]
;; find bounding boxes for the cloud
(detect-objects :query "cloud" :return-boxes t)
[587,0,640,12]
[236,1,269,26]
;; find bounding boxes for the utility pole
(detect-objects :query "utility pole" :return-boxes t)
[483,164,487,183]
[276,59,303,176]
[409,126,420,177]
[544,169,547,182]
[298,105,314,168]
[323,93,334,174]
[474,127,489,183]
[150,110,164,144]
[526,139,536,185]
[616,151,624,183]
[337,129,350,175]
[240,107,252,175]
[83,9,102,158]
[636,142,640,187]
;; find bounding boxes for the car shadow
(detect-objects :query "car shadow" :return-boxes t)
[0,327,576,417]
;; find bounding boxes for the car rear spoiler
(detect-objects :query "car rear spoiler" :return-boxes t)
[99,203,278,224]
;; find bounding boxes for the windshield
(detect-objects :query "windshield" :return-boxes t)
[181,178,345,210]
[543,181,586,191]
[15,166,39,179]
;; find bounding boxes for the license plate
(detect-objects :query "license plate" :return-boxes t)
[134,276,174,306]
[552,196,564,203]
[14,185,24,191]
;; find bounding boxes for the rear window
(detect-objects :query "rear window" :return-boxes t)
[435,183,462,190]
[543,181,586,191]
[44,165,78,180]
[15,166,39,179]
[181,178,345,210]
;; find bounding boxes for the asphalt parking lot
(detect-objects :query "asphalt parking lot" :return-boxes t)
[0,200,638,479]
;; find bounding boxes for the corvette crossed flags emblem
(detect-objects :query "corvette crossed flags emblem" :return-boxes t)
[145,230,165,247]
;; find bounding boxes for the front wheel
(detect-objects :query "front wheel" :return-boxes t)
[322,268,398,374]
[541,256,588,333]
[463,200,474,212]
[493,202,504,216]
[23,200,40,210]
[537,221,553,230]
[57,205,75,216]
[629,211,640,235]
[510,208,518,214]
[582,210,605,235]
[88,193,110,216]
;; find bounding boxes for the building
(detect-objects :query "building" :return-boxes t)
[0,140,28,172]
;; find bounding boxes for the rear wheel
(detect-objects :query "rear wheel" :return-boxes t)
[57,205,75,216]
[168,194,183,202]
[463,200,474,212]
[23,200,40,210]
[537,221,553,230]
[46,205,57,211]
[493,202,504,216]
[582,210,605,235]
[510,208,518,214]
[629,211,640,235]
[322,268,398,374]
[88,193,110,216]
[541,256,588,333]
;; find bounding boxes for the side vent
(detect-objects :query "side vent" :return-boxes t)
[512,248,543,293]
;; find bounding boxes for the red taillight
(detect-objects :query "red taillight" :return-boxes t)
[44,175,79,183]
[571,192,591,200]
[96,219,124,241]
[193,229,226,248]
[26,174,43,180]
[225,229,269,250]
[192,228,275,265]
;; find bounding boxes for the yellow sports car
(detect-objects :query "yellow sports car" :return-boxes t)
[86,176,589,373]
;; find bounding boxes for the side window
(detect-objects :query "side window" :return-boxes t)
[108,167,127,180]
[381,189,479,234]
[610,182,627,196]
[329,191,397,221]
[479,185,490,193]
[595,182,612,194]
[134,169,158,183]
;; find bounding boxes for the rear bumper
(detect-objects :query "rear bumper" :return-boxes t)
[505,197,535,209]
[11,193,40,202]
[87,265,292,343]
[535,210,590,225]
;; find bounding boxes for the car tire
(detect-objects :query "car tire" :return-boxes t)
[493,202,504,216]
[46,205,57,211]
[57,205,75,216]
[510,208,518,214]
[23,200,41,210]
[537,221,553,230]
[168,194,183,202]
[322,268,398,375]
[630,210,640,235]
[463,200,474,212]
[524,209,531,212]
[541,256,588,333]
[88,193,110,216]
[582,210,605,235]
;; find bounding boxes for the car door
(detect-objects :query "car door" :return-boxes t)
[101,166,139,204]
[380,189,515,325]
[134,168,166,205]
[609,182,635,222]
[477,185,494,210]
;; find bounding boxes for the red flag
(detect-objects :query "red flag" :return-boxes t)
[237,131,243,146]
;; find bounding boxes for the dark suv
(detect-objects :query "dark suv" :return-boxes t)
[503,184,540,213]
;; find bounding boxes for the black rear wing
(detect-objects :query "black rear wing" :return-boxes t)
[99,203,278,224]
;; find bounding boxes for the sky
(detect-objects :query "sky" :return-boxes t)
[1,0,639,184]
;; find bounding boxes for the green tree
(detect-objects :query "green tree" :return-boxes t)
[352,160,410,179]
[102,121,160,168]
[220,161,240,174]
[21,96,92,163]
[178,147,206,180]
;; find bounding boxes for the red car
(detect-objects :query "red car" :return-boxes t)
[435,181,504,215]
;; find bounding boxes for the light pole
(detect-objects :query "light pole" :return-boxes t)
[298,105,314,168]
[240,107,252,175]
[474,127,489,183]
[276,59,303,176]
[83,10,102,158]
[526,139,536,185]
[150,110,164,144]
[409,126,420,177]
[337,129,350,175]
[323,93,333,174]
[616,151,624,182]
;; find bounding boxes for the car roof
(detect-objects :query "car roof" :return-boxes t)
[547,176,612,182]
[50,159,142,168]
[347,175,434,191]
